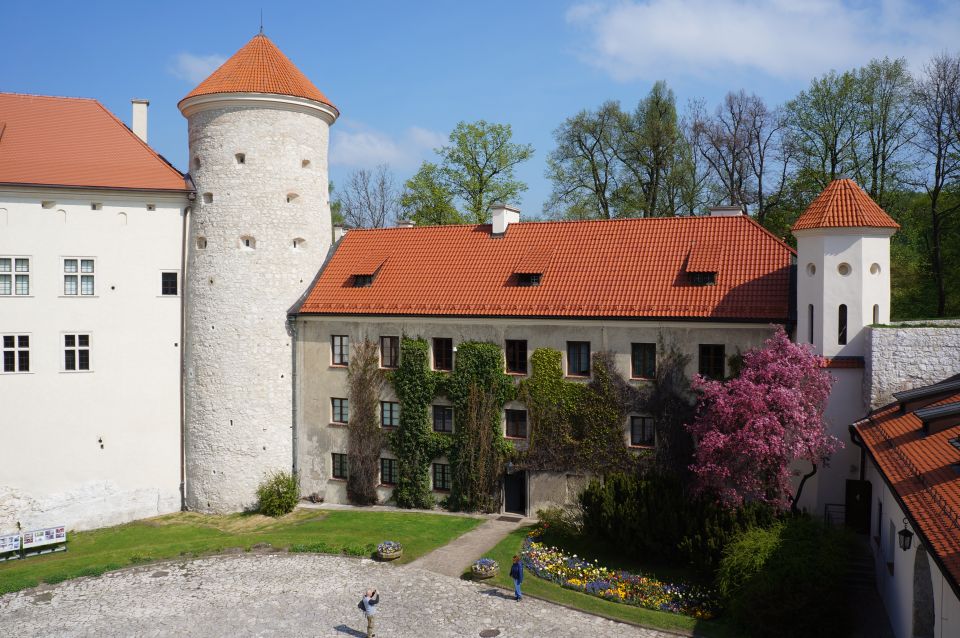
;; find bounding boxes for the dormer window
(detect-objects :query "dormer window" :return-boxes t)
[517,272,541,287]
[689,272,716,286]
[353,274,374,287]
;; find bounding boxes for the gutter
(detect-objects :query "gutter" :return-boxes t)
[179,202,192,511]
[290,315,299,478]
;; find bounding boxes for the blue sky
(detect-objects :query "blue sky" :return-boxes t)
[3,0,957,216]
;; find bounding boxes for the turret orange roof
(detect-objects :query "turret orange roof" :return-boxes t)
[180,34,336,111]
[792,178,899,231]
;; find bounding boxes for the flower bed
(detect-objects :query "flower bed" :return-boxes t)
[471,558,499,579]
[376,541,403,561]
[521,528,718,619]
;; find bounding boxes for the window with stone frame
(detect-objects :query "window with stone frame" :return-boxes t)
[433,338,453,371]
[433,405,454,433]
[505,409,528,438]
[331,398,349,424]
[2,335,29,372]
[63,334,91,371]
[380,401,400,428]
[631,343,656,379]
[0,257,30,296]
[380,336,399,368]
[63,258,95,296]
[567,341,591,376]
[698,344,725,380]
[331,453,349,479]
[432,463,451,491]
[380,458,398,485]
[332,335,349,366]
[505,339,527,374]
[630,415,655,447]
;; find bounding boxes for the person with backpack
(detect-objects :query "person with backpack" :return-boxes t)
[510,555,524,601]
[358,588,379,637]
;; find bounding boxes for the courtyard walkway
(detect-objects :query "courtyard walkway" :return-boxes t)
[0,553,675,637]
[408,516,530,578]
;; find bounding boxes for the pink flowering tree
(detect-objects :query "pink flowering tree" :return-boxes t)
[686,327,840,512]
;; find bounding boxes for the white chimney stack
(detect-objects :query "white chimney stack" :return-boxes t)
[333,225,347,242]
[708,205,743,217]
[131,99,149,143]
[396,219,416,229]
[490,203,520,234]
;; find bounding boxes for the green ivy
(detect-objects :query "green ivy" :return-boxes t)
[388,337,450,508]
[445,342,514,512]
[516,348,581,470]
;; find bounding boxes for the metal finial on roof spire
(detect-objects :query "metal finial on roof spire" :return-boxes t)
[259,9,263,34]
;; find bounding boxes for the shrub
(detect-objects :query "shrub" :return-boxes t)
[256,470,300,517]
[535,505,582,538]
[579,471,775,570]
[718,516,853,637]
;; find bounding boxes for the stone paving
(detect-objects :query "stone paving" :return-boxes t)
[0,553,677,638]
[409,517,529,578]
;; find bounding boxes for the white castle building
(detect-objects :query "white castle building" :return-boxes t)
[1,32,958,638]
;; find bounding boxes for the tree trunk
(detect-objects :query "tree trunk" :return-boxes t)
[791,463,818,514]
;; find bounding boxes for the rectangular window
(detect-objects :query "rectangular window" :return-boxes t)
[433,338,453,371]
[332,335,349,366]
[380,336,399,368]
[505,339,528,374]
[331,453,349,479]
[432,463,451,491]
[0,257,30,296]
[380,401,400,428]
[698,344,725,380]
[64,334,91,371]
[2,335,29,372]
[433,405,454,433]
[506,409,528,438]
[331,398,349,424]
[353,274,373,287]
[689,272,716,286]
[161,272,179,296]
[808,304,815,343]
[630,415,655,447]
[567,341,591,376]
[64,258,95,296]
[517,273,541,287]
[380,458,398,486]
[631,343,656,379]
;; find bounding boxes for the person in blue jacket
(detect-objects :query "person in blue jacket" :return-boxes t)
[509,555,524,601]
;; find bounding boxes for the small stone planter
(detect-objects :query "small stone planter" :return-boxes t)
[471,558,499,580]
[376,541,403,561]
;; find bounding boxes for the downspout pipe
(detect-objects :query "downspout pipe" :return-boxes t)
[290,315,299,478]
[848,422,868,481]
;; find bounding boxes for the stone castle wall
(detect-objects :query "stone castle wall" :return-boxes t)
[865,323,960,409]
[184,104,332,512]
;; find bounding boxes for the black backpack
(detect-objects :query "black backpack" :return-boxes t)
[357,599,365,611]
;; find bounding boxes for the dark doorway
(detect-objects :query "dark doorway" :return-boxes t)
[913,544,935,638]
[846,479,872,534]
[504,471,526,516]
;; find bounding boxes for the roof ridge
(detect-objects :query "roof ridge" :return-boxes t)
[0,91,98,102]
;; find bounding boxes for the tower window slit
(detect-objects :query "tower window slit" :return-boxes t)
[838,304,848,345]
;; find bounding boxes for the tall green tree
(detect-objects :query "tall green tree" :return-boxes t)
[400,162,463,226]
[612,81,692,216]
[438,121,534,223]
[545,101,622,219]
[912,53,960,316]
[786,70,863,193]
[852,57,916,209]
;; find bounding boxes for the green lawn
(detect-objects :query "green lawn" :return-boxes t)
[471,526,738,638]
[0,509,481,595]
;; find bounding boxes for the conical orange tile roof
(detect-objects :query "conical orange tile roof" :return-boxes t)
[180,34,336,110]
[792,178,899,231]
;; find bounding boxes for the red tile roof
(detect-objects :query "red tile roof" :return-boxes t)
[855,385,960,595]
[792,178,899,231]
[0,93,188,191]
[298,216,795,320]
[180,34,336,111]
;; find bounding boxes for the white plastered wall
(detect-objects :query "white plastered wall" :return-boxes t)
[0,187,186,532]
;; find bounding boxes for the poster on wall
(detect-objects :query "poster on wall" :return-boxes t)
[21,526,66,549]
[0,533,20,553]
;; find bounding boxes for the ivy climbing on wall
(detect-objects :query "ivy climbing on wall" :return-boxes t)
[346,339,384,505]
[445,341,515,512]
[516,348,581,470]
[388,337,450,508]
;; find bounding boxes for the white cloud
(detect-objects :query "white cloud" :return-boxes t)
[566,0,960,82]
[168,53,227,84]
[330,120,446,170]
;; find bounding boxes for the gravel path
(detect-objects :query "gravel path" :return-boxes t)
[407,518,524,578]
[0,553,676,637]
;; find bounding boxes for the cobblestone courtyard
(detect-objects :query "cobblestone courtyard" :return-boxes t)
[0,554,676,637]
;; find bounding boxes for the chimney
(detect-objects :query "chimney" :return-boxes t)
[707,205,743,217]
[131,99,149,143]
[396,219,415,229]
[490,203,520,235]
[333,225,347,242]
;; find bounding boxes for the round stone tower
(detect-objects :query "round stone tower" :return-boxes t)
[178,33,338,512]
